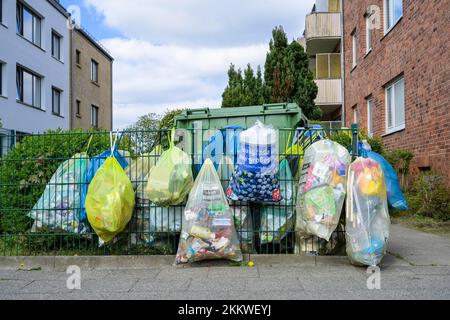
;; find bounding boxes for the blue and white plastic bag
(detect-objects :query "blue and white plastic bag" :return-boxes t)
[227,121,281,203]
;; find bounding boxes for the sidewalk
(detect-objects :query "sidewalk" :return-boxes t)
[1,223,449,300]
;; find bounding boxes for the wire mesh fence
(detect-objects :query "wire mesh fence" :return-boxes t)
[0,126,359,256]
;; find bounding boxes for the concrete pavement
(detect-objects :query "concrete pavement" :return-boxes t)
[0,223,449,300]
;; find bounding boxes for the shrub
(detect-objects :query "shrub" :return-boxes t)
[408,171,450,221]
[0,129,113,234]
[384,149,414,190]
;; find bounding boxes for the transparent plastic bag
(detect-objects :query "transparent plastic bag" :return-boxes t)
[28,153,90,234]
[232,205,254,253]
[346,157,390,266]
[261,159,295,244]
[227,121,281,203]
[176,159,243,264]
[146,130,194,207]
[131,146,163,198]
[296,140,351,241]
[85,142,135,244]
[131,199,183,245]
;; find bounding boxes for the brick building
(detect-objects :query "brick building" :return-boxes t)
[342,0,449,180]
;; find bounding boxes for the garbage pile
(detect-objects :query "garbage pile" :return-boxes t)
[296,140,351,241]
[176,159,242,264]
[227,121,281,203]
[346,157,391,266]
[25,121,401,267]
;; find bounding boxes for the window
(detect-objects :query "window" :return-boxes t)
[16,66,41,108]
[76,100,81,115]
[1,0,4,24]
[52,87,61,116]
[353,105,358,124]
[17,2,42,47]
[385,76,405,133]
[385,0,403,32]
[76,50,81,65]
[316,53,341,79]
[91,60,98,83]
[367,98,373,137]
[91,105,99,128]
[366,15,372,53]
[52,31,62,60]
[0,62,3,96]
[352,31,357,68]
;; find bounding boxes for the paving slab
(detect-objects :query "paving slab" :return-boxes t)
[388,224,450,266]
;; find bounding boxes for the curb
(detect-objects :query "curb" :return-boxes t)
[0,254,353,271]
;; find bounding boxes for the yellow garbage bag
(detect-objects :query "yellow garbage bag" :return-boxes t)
[146,129,194,207]
[85,156,135,243]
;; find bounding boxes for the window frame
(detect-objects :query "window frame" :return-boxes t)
[16,65,42,109]
[16,1,42,47]
[385,76,405,134]
[366,14,372,54]
[367,97,373,137]
[52,87,62,116]
[75,49,81,65]
[351,30,357,68]
[91,59,99,83]
[51,30,62,61]
[76,99,81,116]
[91,105,99,128]
[0,62,3,97]
[384,0,403,34]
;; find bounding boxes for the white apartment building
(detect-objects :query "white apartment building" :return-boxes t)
[0,0,70,136]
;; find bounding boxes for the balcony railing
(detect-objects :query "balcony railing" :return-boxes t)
[305,12,341,40]
[315,79,342,106]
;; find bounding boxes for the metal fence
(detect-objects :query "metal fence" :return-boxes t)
[0,126,359,256]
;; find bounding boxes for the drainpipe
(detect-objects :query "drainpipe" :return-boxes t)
[340,0,346,127]
[69,28,74,130]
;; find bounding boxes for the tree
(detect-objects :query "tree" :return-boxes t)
[221,26,322,119]
[221,64,264,108]
[264,26,321,119]
[159,109,183,129]
[126,113,161,153]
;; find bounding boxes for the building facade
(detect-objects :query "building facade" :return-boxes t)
[342,0,449,179]
[0,0,70,134]
[301,0,343,121]
[70,28,113,131]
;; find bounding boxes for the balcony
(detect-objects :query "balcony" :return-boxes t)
[304,12,341,55]
[315,79,342,108]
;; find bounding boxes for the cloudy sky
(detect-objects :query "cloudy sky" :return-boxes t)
[61,0,315,129]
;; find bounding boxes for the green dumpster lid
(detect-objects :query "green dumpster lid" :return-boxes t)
[175,103,306,128]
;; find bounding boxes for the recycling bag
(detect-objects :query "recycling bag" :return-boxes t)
[296,140,351,241]
[260,159,295,244]
[80,148,129,222]
[227,121,281,203]
[85,135,135,244]
[361,142,408,210]
[176,159,243,264]
[346,157,390,266]
[28,153,90,234]
[146,129,194,207]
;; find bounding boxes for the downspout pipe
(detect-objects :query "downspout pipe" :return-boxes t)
[340,0,346,127]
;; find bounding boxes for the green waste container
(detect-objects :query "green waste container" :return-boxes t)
[173,103,307,161]
[174,103,306,130]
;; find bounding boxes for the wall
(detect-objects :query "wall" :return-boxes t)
[0,0,70,133]
[343,0,450,180]
[71,29,112,131]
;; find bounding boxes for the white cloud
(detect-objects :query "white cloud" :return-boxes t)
[85,0,315,46]
[83,0,315,129]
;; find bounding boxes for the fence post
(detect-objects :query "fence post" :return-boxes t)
[351,123,359,159]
